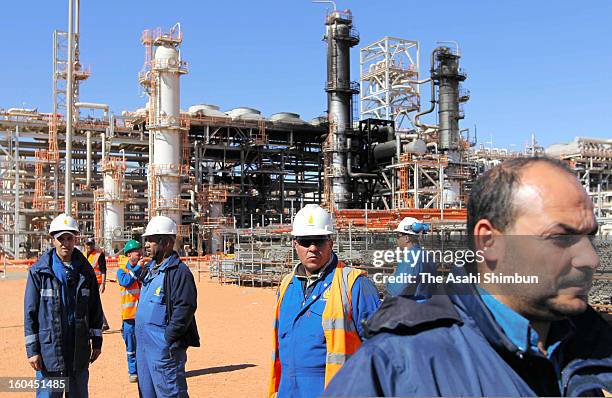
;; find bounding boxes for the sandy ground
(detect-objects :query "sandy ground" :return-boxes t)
[0,270,277,397]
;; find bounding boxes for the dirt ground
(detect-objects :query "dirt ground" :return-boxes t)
[0,270,277,397]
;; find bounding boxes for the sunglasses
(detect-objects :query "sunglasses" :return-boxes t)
[295,237,329,248]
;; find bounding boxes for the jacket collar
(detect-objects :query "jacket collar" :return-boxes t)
[364,283,462,338]
[367,264,612,363]
[32,248,89,275]
[149,251,181,272]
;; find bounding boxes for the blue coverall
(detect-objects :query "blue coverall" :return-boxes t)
[277,255,381,398]
[116,260,143,376]
[135,258,188,398]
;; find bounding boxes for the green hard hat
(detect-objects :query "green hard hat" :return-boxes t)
[124,239,142,254]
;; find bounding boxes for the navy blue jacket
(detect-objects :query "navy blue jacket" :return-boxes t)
[24,249,104,373]
[161,252,200,349]
[325,286,612,396]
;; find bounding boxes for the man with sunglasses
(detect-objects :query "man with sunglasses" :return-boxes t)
[135,216,199,398]
[24,213,104,397]
[269,204,381,398]
[385,217,435,297]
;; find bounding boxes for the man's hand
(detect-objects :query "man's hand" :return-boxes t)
[99,282,105,294]
[28,355,42,371]
[90,348,101,363]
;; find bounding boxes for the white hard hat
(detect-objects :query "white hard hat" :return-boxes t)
[394,217,421,235]
[142,215,178,237]
[291,204,334,237]
[49,214,80,237]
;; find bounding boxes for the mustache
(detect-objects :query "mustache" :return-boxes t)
[557,274,593,290]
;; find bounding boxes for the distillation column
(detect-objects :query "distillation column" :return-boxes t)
[101,157,126,253]
[324,10,359,210]
[433,47,466,157]
[142,26,188,228]
[432,47,467,205]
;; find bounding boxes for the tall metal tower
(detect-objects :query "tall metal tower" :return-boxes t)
[139,24,189,231]
[322,9,359,210]
[360,37,420,130]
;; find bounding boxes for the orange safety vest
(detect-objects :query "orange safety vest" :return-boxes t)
[268,262,366,397]
[87,249,103,285]
[118,258,141,320]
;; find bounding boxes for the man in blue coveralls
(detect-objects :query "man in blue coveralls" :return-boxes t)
[135,216,200,398]
[269,204,381,398]
[24,213,104,397]
[385,216,434,297]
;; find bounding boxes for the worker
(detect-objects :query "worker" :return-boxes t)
[135,216,200,398]
[325,157,612,396]
[386,216,435,297]
[116,239,146,383]
[24,213,104,397]
[85,237,109,331]
[269,204,381,398]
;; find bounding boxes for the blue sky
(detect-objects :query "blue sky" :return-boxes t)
[4,0,612,149]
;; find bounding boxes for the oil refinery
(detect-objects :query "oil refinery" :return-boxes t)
[0,3,610,311]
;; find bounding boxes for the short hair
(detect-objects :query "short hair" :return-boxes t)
[467,157,574,248]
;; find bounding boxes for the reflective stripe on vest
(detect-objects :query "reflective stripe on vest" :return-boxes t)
[268,262,366,397]
[88,250,103,285]
[118,258,141,320]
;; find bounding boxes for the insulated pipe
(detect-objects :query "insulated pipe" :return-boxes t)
[76,103,110,190]
[75,102,109,114]
[101,130,106,159]
[396,133,401,162]
[85,130,92,187]
[412,50,438,131]
[346,138,377,178]
[65,0,75,215]
[14,126,20,259]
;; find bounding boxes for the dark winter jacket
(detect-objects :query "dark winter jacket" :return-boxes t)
[24,248,104,373]
[325,285,612,397]
[162,252,200,349]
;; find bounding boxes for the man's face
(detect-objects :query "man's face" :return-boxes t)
[128,249,142,264]
[86,243,94,253]
[53,233,76,260]
[293,236,333,275]
[144,236,162,259]
[482,163,599,320]
[396,233,414,249]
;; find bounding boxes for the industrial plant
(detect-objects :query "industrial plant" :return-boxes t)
[1,5,610,312]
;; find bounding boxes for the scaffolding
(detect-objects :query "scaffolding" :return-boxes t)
[360,37,420,130]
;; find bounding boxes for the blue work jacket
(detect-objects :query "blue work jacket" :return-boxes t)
[24,248,104,373]
[277,254,381,398]
[116,259,144,288]
[135,252,199,350]
[325,283,612,397]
